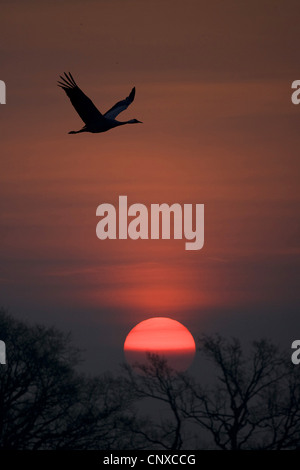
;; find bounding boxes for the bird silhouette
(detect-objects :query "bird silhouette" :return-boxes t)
[58,72,142,134]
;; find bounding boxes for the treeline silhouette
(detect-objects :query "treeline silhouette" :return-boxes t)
[0,308,299,450]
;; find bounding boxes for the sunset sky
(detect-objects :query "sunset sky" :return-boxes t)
[1,0,300,373]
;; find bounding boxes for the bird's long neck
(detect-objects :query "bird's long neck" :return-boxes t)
[114,119,137,126]
[111,120,127,127]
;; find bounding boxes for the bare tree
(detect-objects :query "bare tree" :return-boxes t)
[121,354,192,450]
[1,308,299,450]
[0,309,138,449]
[182,335,300,449]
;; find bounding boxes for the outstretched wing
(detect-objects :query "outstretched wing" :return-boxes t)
[103,87,136,120]
[58,72,104,125]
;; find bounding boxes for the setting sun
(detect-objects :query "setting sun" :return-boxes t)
[124,317,196,371]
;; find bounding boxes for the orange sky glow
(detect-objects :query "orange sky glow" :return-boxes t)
[1,0,300,370]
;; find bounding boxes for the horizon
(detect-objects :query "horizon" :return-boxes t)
[1,0,299,378]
